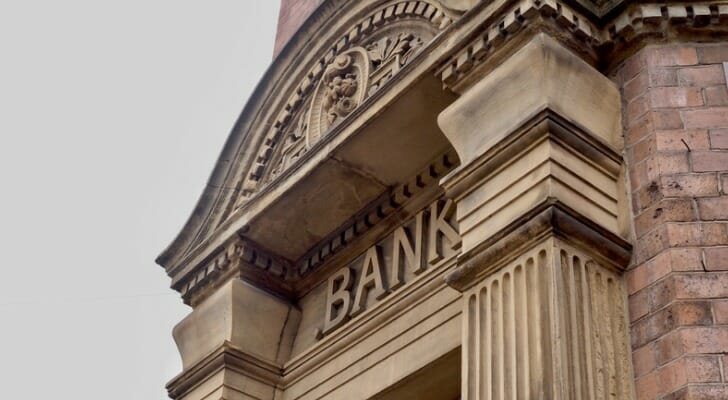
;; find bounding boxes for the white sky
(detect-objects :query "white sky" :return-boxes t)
[0,1,280,398]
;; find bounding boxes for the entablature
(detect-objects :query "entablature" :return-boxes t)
[159,0,728,308]
[438,0,728,91]
[161,0,468,306]
[174,150,458,306]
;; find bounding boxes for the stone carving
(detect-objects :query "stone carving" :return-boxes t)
[236,1,452,204]
[262,31,429,186]
[307,48,369,147]
[322,55,359,125]
[262,32,428,186]
[267,107,309,183]
[439,1,728,90]
[367,33,422,68]
[459,240,633,400]
[366,33,424,95]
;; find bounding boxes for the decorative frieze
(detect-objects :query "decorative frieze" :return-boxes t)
[437,0,602,91]
[605,3,728,43]
[176,151,457,305]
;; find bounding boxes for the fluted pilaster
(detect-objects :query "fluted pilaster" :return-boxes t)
[439,33,635,399]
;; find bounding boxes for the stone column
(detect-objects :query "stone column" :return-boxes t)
[166,279,300,400]
[438,33,636,399]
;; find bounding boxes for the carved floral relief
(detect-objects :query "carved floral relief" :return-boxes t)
[367,33,424,95]
[307,48,369,147]
[237,9,446,205]
[323,55,359,125]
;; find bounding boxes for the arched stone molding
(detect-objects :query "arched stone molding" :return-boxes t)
[241,3,449,201]
[158,1,728,399]
[157,0,460,280]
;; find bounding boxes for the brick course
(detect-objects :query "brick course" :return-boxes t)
[616,43,728,400]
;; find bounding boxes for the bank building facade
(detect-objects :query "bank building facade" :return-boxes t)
[156,1,728,399]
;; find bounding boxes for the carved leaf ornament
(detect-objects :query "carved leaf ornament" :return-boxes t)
[237,1,454,206]
[308,49,370,148]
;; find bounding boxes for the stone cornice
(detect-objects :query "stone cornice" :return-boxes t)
[239,1,457,201]
[166,342,283,399]
[157,0,459,274]
[438,1,728,90]
[437,0,602,91]
[440,110,623,202]
[171,238,294,306]
[296,151,457,278]
[173,151,457,305]
[445,201,632,292]
[602,2,728,69]
[159,0,728,306]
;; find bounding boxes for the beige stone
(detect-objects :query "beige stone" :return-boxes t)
[155,1,728,399]
[438,33,634,400]
[458,236,633,400]
[173,279,299,370]
[438,33,622,167]
[439,34,628,255]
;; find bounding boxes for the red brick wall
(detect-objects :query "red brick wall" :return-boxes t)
[273,0,325,58]
[615,44,728,400]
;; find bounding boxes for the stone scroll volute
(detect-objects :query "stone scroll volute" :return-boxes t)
[307,48,370,147]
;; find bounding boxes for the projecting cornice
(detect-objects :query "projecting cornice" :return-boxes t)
[158,0,728,305]
[438,1,728,91]
[158,0,459,270]
[158,0,468,304]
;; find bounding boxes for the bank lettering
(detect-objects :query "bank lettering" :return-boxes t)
[322,199,461,334]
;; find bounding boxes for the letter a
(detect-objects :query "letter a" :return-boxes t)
[350,246,388,317]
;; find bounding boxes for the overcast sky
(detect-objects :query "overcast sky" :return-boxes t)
[0,1,280,398]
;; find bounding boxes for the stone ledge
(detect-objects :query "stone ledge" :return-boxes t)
[446,203,632,292]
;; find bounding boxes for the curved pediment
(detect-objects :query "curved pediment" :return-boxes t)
[238,4,449,203]
[157,0,462,275]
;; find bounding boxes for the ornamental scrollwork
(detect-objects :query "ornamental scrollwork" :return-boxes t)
[307,47,369,147]
[366,33,424,95]
[256,32,429,191]
[237,1,453,206]
[323,55,360,126]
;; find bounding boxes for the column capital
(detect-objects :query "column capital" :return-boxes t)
[168,279,299,400]
[437,33,630,257]
[445,203,631,292]
[437,32,635,400]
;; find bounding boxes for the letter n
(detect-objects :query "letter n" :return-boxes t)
[428,199,461,265]
[391,211,424,290]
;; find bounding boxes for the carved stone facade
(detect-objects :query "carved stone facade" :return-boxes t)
[156,1,728,399]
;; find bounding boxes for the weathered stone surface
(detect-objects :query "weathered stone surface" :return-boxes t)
[156,1,728,399]
[439,33,622,167]
[172,279,299,370]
